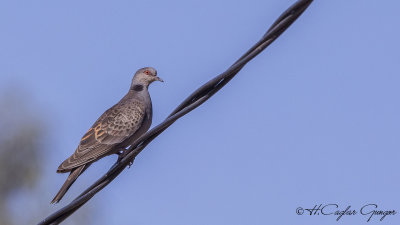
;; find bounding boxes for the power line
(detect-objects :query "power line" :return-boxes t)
[38,1,313,224]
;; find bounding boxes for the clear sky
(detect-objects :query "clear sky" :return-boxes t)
[1,0,399,224]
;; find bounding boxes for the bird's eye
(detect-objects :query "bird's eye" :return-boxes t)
[144,70,151,75]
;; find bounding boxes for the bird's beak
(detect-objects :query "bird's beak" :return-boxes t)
[155,76,164,82]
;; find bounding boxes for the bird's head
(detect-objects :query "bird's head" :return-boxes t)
[131,67,163,89]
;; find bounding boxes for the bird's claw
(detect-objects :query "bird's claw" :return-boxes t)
[116,150,125,162]
[128,160,133,168]
[128,157,135,168]
[117,149,135,168]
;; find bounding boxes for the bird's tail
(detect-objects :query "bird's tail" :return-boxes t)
[51,165,86,204]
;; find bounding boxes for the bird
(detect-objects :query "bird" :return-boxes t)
[51,67,163,204]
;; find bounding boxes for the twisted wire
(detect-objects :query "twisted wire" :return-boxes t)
[38,1,313,224]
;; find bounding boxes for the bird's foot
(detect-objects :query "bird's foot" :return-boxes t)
[116,149,135,168]
[128,158,135,168]
[116,149,127,162]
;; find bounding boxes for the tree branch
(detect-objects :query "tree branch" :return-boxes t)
[38,1,313,224]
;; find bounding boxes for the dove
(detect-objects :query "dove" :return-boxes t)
[51,67,163,203]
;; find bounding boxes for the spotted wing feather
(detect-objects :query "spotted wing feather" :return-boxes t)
[57,100,146,172]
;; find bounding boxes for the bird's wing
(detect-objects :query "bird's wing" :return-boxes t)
[58,100,146,171]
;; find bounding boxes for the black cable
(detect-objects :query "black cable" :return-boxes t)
[38,1,313,224]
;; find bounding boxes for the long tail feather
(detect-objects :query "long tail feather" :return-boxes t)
[51,165,86,204]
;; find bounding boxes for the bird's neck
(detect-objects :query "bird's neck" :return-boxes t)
[127,83,150,100]
[131,84,145,91]
[130,81,150,90]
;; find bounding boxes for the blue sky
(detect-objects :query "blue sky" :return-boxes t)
[1,0,399,224]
